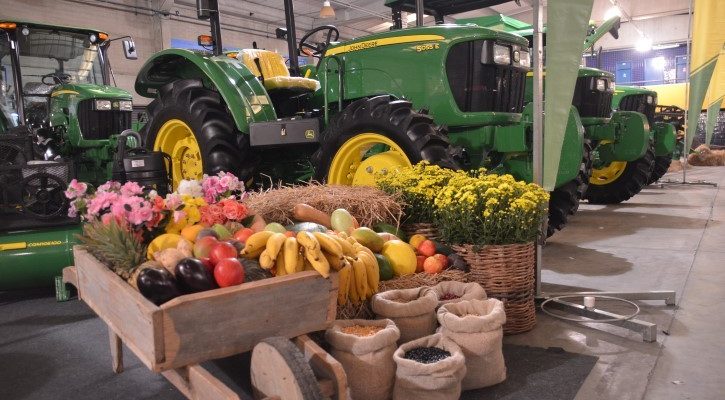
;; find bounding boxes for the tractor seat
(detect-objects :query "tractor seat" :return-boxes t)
[237,49,318,93]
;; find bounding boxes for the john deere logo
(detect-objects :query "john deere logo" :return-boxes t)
[513,51,520,62]
[305,130,315,139]
[112,101,119,109]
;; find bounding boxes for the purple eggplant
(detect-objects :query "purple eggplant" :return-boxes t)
[175,257,218,293]
[137,267,181,305]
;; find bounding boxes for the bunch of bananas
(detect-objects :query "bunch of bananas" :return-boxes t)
[240,230,379,297]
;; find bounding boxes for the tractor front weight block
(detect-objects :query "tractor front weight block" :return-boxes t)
[593,111,649,164]
[652,122,676,156]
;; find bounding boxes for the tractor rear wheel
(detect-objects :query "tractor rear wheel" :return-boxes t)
[585,141,655,204]
[140,79,254,189]
[313,96,459,185]
[547,140,593,237]
[646,155,672,184]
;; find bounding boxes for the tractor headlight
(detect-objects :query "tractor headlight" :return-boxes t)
[646,95,654,104]
[118,100,133,111]
[596,78,607,92]
[609,81,616,92]
[493,44,511,65]
[518,50,531,68]
[95,99,112,111]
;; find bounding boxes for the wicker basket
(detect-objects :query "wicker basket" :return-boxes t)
[401,222,441,241]
[452,242,536,334]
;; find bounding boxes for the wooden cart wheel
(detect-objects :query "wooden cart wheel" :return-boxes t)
[251,337,324,400]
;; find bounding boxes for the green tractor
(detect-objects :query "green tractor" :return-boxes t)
[611,86,677,185]
[466,14,672,204]
[0,21,145,289]
[136,0,584,236]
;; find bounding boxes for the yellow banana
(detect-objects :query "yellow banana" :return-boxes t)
[330,234,356,256]
[240,231,274,258]
[353,242,376,260]
[266,233,287,258]
[323,251,344,271]
[313,232,343,258]
[337,263,352,306]
[346,257,360,304]
[346,236,358,245]
[259,249,275,269]
[283,237,299,275]
[358,251,379,296]
[337,231,349,240]
[296,231,321,252]
[304,247,330,278]
[275,254,287,276]
[351,256,368,300]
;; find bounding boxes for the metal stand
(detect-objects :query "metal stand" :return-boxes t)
[530,0,676,343]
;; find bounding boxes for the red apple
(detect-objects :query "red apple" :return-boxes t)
[214,258,245,287]
[233,228,254,243]
[433,254,449,269]
[193,236,218,259]
[417,240,436,257]
[416,255,426,273]
[210,242,238,265]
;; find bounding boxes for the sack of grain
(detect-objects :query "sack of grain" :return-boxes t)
[325,319,401,400]
[393,333,466,400]
[371,287,438,344]
[430,281,486,307]
[437,299,506,390]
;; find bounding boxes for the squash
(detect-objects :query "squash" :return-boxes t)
[293,203,331,228]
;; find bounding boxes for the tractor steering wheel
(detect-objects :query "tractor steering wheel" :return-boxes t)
[41,73,72,86]
[298,25,339,58]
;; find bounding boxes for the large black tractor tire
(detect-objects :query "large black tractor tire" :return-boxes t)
[547,140,593,237]
[584,141,655,204]
[312,95,460,182]
[140,79,255,185]
[646,155,673,184]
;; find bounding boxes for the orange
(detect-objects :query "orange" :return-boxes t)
[181,224,205,243]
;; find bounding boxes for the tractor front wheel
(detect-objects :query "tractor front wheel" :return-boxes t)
[140,79,254,189]
[313,96,459,185]
[585,141,655,204]
[547,140,593,237]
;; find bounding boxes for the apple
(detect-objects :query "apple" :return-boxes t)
[210,242,238,265]
[417,240,436,257]
[423,256,444,274]
[193,236,218,259]
[432,254,449,269]
[416,255,426,273]
[214,258,245,287]
[233,227,254,243]
[199,257,215,274]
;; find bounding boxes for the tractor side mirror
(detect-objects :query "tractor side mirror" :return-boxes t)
[123,39,138,60]
[197,0,210,19]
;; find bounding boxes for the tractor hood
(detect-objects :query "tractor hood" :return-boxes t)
[52,83,132,101]
[613,85,657,107]
[578,67,614,79]
[324,24,529,56]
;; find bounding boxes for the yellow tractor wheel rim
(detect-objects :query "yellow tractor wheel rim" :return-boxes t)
[590,161,627,185]
[327,133,412,186]
[154,119,203,189]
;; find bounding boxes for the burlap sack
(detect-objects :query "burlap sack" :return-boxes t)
[437,299,506,390]
[325,319,401,400]
[371,287,438,344]
[431,281,487,307]
[392,333,466,400]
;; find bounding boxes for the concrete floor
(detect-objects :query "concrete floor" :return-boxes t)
[507,165,725,400]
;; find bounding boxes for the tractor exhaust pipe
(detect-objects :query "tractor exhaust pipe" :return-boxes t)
[197,0,223,56]
[283,0,300,76]
[415,0,424,26]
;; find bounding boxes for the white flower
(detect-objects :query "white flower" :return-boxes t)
[177,179,203,197]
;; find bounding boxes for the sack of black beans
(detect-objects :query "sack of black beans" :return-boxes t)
[325,319,401,400]
[431,281,487,307]
[437,298,506,390]
[372,287,438,344]
[392,333,466,400]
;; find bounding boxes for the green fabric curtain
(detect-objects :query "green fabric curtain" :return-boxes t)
[542,0,594,190]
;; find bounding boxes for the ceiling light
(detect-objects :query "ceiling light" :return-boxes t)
[604,6,621,21]
[320,0,335,18]
[635,36,652,52]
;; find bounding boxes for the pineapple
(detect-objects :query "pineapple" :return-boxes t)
[79,220,147,281]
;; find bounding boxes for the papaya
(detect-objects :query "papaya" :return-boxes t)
[375,254,394,281]
[373,223,407,242]
[351,227,385,253]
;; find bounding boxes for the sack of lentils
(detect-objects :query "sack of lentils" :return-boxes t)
[392,333,466,400]
[371,287,438,344]
[437,298,506,390]
[325,319,401,400]
[430,281,487,308]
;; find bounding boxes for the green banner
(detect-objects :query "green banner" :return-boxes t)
[705,97,723,145]
[543,0,594,190]
[687,59,718,149]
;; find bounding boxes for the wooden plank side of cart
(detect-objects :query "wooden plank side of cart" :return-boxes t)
[71,247,338,373]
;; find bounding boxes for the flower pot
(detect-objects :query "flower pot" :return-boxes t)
[451,242,536,334]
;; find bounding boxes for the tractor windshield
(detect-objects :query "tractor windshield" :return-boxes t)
[0,39,19,129]
[16,28,105,92]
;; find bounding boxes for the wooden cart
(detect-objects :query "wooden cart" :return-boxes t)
[64,247,348,400]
